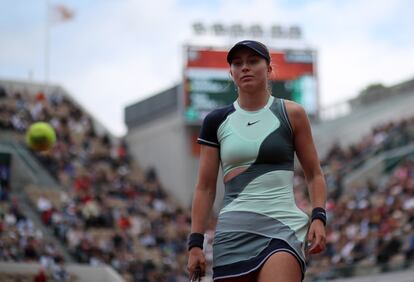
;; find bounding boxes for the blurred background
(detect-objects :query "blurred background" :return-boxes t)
[1,0,414,281]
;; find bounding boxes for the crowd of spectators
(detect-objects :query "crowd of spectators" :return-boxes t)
[0,159,11,201]
[0,200,72,281]
[322,116,414,201]
[1,86,191,281]
[1,83,414,281]
[293,116,414,280]
[0,200,52,262]
[305,160,414,280]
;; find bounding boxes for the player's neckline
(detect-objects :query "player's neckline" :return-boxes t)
[234,95,274,114]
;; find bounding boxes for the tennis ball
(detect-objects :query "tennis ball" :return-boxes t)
[25,122,56,152]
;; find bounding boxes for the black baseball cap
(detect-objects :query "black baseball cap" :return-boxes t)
[227,40,271,64]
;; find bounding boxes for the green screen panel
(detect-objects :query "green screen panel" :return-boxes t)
[184,71,317,124]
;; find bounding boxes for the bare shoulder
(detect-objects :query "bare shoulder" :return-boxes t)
[283,100,307,131]
[284,99,305,115]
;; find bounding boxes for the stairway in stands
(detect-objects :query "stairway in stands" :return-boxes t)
[0,130,73,263]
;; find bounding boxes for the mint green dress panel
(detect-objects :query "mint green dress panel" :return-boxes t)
[211,96,309,274]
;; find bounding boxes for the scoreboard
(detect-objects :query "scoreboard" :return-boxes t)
[183,46,319,124]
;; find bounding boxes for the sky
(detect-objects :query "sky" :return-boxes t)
[1,0,413,136]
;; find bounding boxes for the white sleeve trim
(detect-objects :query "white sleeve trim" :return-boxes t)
[197,138,219,146]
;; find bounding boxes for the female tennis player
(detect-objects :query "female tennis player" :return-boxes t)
[187,40,327,282]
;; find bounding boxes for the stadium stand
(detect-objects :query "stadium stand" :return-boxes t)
[295,113,414,280]
[0,81,193,281]
[314,80,414,158]
[306,159,414,281]
[1,78,414,282]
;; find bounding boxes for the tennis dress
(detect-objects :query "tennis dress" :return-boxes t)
[197,96,309,280]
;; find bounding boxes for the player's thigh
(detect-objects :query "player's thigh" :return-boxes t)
[257,251,302,282]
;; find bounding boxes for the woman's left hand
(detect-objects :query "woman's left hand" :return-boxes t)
[307,219,326,255]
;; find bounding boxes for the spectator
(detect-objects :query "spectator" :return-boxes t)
[34,267,47,282]
[2,84,414,280]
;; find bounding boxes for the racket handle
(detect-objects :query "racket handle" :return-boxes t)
[189,267,201,282]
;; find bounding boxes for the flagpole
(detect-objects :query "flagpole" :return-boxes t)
[45,0,50,93]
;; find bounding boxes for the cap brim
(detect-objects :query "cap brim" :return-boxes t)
[227,43,269,64]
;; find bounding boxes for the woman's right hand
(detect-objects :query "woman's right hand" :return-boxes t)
[188,247,206,278]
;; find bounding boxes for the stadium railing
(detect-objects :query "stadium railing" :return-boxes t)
[343,142,414,190]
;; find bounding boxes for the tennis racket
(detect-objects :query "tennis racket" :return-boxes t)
[303,223,311,263]
[189,267,201,282]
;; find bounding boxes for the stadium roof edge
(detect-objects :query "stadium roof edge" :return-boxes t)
[124,83,181,131]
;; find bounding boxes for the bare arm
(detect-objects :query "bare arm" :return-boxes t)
[188,145,220,276]
[285,100,327,255]
[191,145,220,233]
[285,100,326,209]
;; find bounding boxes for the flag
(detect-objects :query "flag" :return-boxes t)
[49,4,75,24]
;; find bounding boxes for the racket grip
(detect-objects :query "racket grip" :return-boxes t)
[189,267,201,282]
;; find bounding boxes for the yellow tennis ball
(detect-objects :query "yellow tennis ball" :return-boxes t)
[25,122,56,152]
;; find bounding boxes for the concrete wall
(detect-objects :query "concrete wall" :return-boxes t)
[343,143,414,190]
[0,136,39,192]
[126,111,226,211]
[0,131,59,191]
[0,262,125,282]
[66,264,125,282]
[330,269,414,282]
[126,111,196,209]
[313,91,414,158]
